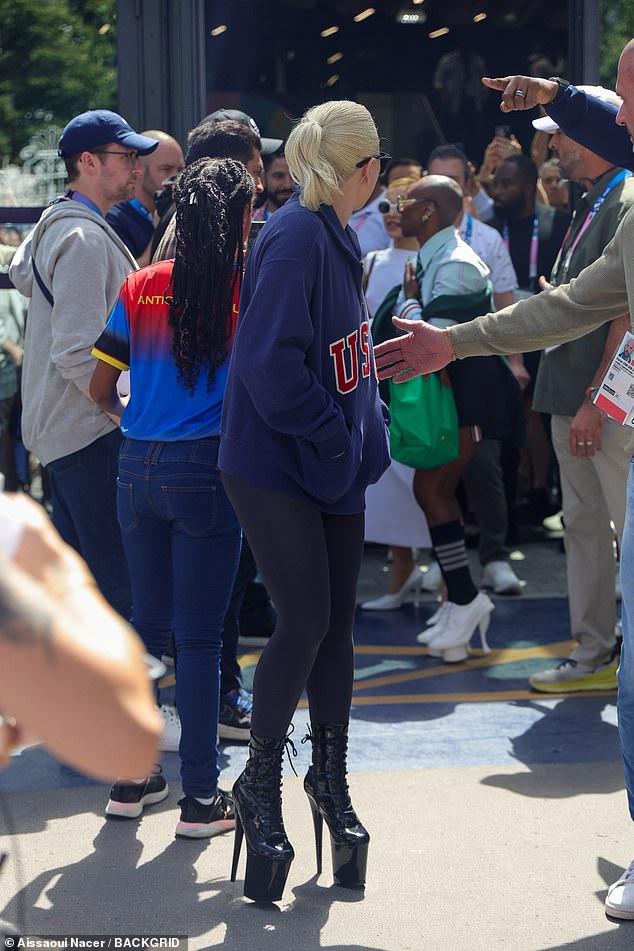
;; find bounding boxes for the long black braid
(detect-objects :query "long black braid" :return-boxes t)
[168,158,254,394]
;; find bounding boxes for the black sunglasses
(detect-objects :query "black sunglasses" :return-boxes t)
[356,152,391,173]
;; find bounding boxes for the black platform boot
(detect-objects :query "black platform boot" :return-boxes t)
[303,722,369,888]
[230,733,295,903]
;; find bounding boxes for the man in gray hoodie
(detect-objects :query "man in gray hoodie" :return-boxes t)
[10,111,158,619]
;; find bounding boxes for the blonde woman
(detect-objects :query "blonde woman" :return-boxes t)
[219,101,390,903]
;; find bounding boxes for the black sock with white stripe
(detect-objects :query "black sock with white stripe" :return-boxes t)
[430,520,478,605]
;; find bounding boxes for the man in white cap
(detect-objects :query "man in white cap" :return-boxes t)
[528,87,634,694]
[9,110,158,619]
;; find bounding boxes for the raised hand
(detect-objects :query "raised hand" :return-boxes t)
[481,75,559,113]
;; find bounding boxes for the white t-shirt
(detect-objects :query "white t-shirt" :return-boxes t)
[459,211,518,295]
[349,190,390,258]
[363,245,414,319]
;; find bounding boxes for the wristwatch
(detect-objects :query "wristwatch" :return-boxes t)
[585,385,599,404]
[548,77,571,102]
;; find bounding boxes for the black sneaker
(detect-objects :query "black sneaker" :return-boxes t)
[175,789,235,838]
[218,688,252,742]
[105,767,169,819]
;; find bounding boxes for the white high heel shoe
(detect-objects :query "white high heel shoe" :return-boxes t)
[361,566,423,611]
[425,592,494,663]
[416,602,450,644]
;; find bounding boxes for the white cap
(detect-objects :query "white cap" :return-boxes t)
[532,85,623,133]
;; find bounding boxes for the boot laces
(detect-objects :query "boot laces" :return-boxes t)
[303,725,350,803]
[284,723,298,776]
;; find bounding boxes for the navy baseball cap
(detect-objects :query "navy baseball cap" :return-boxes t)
[201,108,283,156]
[58,110,159,158]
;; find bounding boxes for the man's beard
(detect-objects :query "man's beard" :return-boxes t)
[269,189,292,209]
[107,182,136,206]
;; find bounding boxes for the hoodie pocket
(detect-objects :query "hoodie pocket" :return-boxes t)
[296,420,362,505]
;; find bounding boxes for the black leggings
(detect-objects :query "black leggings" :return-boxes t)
[221,473,364,739]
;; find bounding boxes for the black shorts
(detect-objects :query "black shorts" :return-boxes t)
[447,355,525,445]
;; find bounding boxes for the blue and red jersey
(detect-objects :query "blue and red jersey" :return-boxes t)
[93,259,239,441]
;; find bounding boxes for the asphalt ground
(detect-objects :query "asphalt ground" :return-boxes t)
[1,524,633,950]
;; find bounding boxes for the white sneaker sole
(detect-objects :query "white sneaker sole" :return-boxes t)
[605,898,634,919]
[105,785,169,819]
[175,817,235,839]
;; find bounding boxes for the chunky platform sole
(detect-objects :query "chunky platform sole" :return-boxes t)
[231,811,294,902]
[306,792,369,888]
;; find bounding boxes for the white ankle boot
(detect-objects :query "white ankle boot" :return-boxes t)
[425,592,494,663]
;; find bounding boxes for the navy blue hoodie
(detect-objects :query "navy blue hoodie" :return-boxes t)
[219,191,390,515]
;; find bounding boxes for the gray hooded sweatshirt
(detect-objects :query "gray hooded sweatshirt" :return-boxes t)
[10,200,137,465]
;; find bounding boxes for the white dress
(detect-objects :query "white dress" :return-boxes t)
[363,245,432,549]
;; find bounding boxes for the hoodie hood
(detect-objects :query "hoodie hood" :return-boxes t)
[9,199,136,296]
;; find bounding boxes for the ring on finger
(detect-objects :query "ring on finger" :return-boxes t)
[514,89,527,99]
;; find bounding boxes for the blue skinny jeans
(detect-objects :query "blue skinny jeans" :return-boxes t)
[117,436,241,798]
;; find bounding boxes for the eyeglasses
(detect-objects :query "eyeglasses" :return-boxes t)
[93,149,139,167]
[396,196,435,214]
[377,199,399,214]
[356,152,391,173]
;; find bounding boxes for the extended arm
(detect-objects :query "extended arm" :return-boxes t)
[482,76,633,170]
[375,211,631,381]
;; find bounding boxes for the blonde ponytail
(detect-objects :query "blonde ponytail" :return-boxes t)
[286,101,379,211]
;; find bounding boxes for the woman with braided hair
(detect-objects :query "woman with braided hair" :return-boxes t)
[89,157,253,840]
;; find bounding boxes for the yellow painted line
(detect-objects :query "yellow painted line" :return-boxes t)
[354,645,434,655]
[352,642,575,691]
[168,641,592,706]
[348,689,617,705]
[292,689,617,708]
[354,641,575,660]
[238,643,576,664]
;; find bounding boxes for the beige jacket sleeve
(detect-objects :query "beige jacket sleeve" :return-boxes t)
[449,207,633,359]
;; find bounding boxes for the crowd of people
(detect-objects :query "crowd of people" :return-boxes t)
[1,36,634,920]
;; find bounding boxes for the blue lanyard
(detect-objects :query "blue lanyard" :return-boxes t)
[64,189,103,218]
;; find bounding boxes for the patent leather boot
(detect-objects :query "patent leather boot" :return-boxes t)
[230,733,295,903]
[303,723,369,889]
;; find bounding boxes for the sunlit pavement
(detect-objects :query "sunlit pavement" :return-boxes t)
[1,534,633,950]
